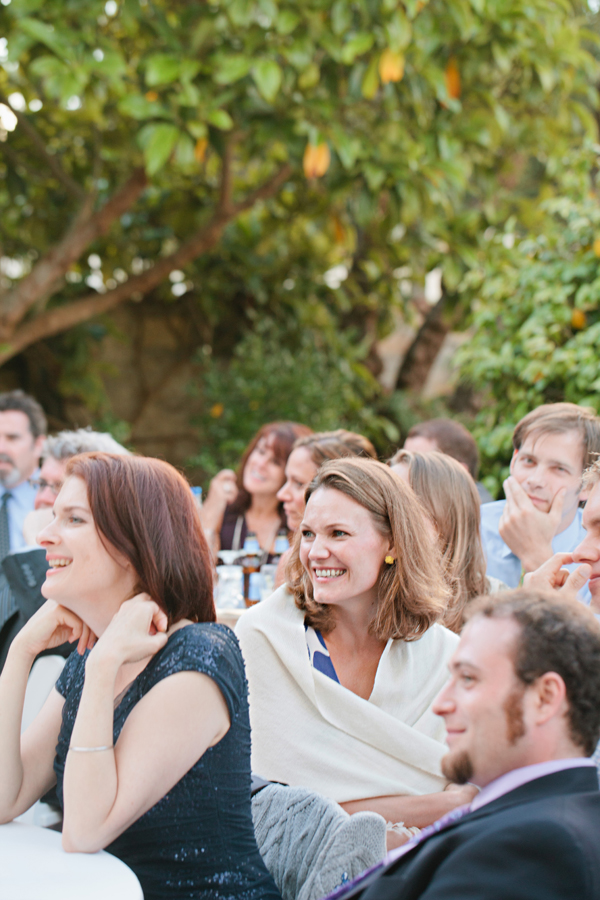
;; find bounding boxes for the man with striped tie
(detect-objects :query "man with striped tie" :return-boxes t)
[326,590,600,900]
[0,391,46,632]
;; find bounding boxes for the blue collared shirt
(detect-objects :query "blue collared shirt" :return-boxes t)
[0,478,38,553]
[481,500,591,603]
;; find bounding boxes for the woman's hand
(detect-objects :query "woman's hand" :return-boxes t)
[200,469,238,532]
[90,593,169,670]
[13,600,95,660]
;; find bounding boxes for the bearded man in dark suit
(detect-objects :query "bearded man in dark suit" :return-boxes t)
[326,590,600,900]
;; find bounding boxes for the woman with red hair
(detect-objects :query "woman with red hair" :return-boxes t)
[201,421,312,559]
[0,453,281,900]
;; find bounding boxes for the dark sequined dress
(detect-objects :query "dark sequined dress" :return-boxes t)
[54,624,282,900]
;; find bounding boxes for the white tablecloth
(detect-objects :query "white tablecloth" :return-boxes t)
[0,821,143,899]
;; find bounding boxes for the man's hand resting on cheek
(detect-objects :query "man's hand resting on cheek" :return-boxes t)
[499,477,567,573]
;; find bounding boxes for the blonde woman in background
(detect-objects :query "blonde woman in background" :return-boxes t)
[389,449,506,632]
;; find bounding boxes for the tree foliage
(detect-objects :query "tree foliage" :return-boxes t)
[0,0,596,376]
[457,145,600,496]
[189,314,397,477]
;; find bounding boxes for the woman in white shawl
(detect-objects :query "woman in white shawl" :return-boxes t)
[236,458,477,830]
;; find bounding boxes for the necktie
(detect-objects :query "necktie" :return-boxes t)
[324,802,473,900]
[0,492,16,627]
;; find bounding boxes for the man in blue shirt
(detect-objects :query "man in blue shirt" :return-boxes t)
[481,403,600,590]
[0,390,46,553]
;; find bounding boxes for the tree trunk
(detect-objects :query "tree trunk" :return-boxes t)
[395,294,450,393]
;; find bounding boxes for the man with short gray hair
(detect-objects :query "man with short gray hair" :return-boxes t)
[31,427,130,512]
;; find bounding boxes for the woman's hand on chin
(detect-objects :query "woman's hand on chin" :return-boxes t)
[90,593,169,669]
[14,600,96,659]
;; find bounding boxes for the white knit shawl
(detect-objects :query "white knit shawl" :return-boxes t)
[236,585,459,803]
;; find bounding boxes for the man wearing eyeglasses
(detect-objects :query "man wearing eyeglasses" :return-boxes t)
[24,427,131,541]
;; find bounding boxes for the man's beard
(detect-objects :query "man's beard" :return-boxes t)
[0,455,22,489]
[441,750,473,784]
[441,687,526,785]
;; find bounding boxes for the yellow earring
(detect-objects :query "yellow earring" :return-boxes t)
[385,555,395,565]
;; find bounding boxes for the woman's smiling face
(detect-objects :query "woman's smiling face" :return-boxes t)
[242,436,286,497]
[299,486,391,613]
[38,475,137,631]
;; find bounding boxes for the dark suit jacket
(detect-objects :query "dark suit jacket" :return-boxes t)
[349,768,600,900]
[0,548,74,671]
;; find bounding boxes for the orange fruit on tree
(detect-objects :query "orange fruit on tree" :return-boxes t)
[571,309,587,330]
[194,138,208,163]
[379,50,405,84]
[303,142,331,178]
[445,57,461,100]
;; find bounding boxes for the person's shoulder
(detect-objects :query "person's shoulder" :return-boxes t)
[480,499,505,528]
[236,584,299,636]
[413,622,459,654]
[397,802,597,899]
[150,623,247,714]
[166,621,242,666]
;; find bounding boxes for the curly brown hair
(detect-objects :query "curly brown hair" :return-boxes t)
[286,458,450,641]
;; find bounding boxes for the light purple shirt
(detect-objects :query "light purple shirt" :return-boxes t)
[470,757,597,812]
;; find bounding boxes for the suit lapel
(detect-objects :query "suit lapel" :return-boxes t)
[374,767,599,879]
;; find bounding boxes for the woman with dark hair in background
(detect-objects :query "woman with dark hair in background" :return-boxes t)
[0,453,281,900]
[274,430,377,588]
[389,449,505,632]
[200,421,312,560]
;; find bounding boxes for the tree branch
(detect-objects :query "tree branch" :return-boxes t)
[0,168,148,335]
[231,163,292,216]
[0,94,86,202]
[0,163,292,365]
[218,135,235,215]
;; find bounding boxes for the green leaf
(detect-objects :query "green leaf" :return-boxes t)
[118,94,165,120]
[175,132,196,167]
[276,10,301,35]
[252,59,283,103]
[385,9,412,52]
[17,17,72,61]
[332,130,362,169]
[207,108,234,130]
[331,1,352,36]
[341,33,374,65]
[213,54,252,85]
[139,123,181,176]
[187,121,208,139]
[145,54,181,86]
[298,63,320,90]
[361,55,379,99]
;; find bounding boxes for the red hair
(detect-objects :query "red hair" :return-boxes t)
[66,453,215,625]
[230,421,313,514]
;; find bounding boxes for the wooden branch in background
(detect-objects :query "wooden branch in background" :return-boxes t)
[0,168,148,334]
[0,162,292,365]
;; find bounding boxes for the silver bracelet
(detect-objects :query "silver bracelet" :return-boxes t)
[69,745,114,753]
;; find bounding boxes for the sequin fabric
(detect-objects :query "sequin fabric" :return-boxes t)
[54,624,282,900]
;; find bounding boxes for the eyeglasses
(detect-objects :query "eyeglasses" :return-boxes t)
[29,478,63,495]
